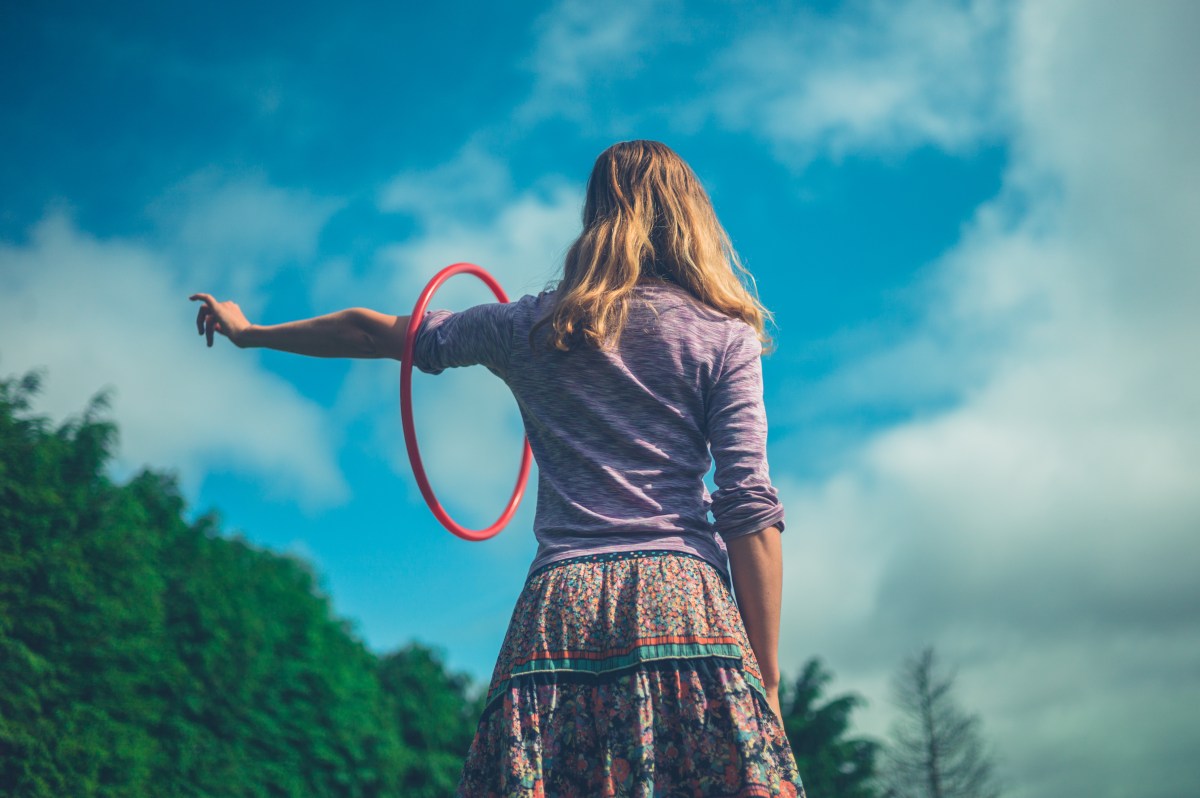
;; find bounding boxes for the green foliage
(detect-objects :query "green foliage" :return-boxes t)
[0,372,162,796]
[781,658,883,798]
[0,373,472,797]
[378,645,484,798]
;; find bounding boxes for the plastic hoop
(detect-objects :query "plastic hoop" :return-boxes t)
[400,263,533,541]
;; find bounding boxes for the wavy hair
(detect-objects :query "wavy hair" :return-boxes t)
[533,140,774,352]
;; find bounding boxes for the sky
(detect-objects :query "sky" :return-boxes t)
[2,1,1198,796]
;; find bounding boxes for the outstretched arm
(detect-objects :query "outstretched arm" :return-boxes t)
[190,294,411,360]
[726,525,784,720]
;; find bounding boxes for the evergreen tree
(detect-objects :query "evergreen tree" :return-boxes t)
[882,647,1001,798]
[780,658,882,798]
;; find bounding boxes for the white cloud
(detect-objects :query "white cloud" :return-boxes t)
[149,169,342,312]
[0,212,348,507]
[761,2,1200,796]
[379,145,513,219]
[517,0,673,126]
[322,146,582,312]
[320,149,583,515]
[379,181,581,304]
[708,0,1009,166]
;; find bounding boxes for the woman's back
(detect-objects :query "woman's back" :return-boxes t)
[413,279,784,575]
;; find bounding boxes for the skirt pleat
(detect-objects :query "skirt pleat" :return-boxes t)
[457,551,805,798]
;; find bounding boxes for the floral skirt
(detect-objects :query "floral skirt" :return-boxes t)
[456,550,804,798]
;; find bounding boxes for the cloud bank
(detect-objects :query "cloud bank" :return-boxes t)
[709,0,1009,167]
[0,187,347,506]
[711,2,1200,796]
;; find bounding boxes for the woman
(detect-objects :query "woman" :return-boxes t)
[193,140,803,797]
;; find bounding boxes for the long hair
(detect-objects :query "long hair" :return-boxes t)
[534,140,774,352]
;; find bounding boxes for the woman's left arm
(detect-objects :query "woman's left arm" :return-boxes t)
[191,293,411,360]
[726,525,784,720]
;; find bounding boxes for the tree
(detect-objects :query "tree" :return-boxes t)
[0,373,166,795]
[780,658,882,798]
[881,647,1001,798]
[377,644,484,798]
[1,371,484,796]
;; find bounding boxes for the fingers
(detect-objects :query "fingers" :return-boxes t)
[191,293,222,346]
[191,293,215,336]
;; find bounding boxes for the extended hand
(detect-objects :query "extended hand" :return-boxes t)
[191,293,252,347]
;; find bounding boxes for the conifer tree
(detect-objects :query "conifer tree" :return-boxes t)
[882,647,1001,798]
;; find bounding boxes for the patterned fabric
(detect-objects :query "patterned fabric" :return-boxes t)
[457,551,804,798]
[412,282,786,579]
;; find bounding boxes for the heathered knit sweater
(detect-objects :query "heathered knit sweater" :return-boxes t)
[413,281,784,576]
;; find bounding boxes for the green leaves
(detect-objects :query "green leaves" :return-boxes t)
[780,658,883,798]
[378,644,483,798]
[0,373,476,798]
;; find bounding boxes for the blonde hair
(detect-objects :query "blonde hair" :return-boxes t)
[534,140,774,352]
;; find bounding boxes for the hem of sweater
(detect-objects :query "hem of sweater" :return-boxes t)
[527,536,729,581]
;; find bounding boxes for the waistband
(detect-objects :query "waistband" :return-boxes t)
[526,548,726,587]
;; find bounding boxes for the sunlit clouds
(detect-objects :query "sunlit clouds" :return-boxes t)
[0,212,347,505]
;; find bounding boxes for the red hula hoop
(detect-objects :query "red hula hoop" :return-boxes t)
[400,263,533,541]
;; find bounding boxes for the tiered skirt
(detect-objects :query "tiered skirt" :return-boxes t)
[456,550,804,798]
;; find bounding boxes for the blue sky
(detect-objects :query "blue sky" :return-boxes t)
[3,2,1198,796]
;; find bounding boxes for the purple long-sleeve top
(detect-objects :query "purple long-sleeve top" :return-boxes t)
[413,281,784,577]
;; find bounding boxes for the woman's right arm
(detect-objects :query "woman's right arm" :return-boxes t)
[190,293,411,360]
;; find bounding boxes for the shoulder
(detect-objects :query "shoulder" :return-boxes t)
[724,317,762,348]
[720,320,764,368]
[517,290,555,313]
[456,291,547,324]
[503,289,558,326]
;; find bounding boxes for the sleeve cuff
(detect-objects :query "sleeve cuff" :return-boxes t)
[412,310,451,374]
[716,505,786,542]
